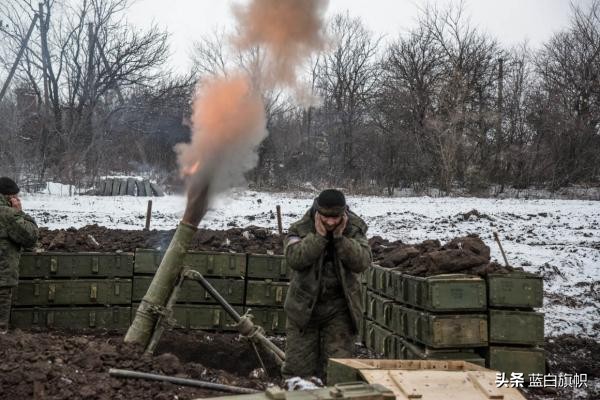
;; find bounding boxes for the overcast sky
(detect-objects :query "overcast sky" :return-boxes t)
[125,0,588,74]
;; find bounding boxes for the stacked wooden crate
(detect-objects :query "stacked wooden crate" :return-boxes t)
[362,265,546,375]
[11,253,133,329]
[244,254,289,334]
[485,272,546,378]
[132,249,246,331]
[363,264,489,366]
[12,250,291,334]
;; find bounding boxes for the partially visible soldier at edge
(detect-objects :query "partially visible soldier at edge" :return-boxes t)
[282,189,372,381]
[0,177,39,334]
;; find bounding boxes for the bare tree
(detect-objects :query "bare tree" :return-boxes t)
[315,13,381,185]
[0,0,169,184]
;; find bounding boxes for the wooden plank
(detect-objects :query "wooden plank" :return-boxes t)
[360,369,526,400]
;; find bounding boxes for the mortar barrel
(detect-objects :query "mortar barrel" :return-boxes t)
[124,221,197,347]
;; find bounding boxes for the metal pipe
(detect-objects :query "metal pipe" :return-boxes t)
[125,221,197,347]
[108,368,260,394]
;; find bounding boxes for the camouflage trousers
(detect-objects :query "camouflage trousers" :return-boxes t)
[281,308,355,381]
[0,287,12,330]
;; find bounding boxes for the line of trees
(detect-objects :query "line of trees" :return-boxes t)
[1,0,599,194]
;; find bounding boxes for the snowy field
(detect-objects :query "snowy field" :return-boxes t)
[21,187,600,339]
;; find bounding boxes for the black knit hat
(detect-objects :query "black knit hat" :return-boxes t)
[0,177,19,195]
[316,189,346,217]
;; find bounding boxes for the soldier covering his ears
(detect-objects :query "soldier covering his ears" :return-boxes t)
[0,177,38,333]
[282,189,372,380]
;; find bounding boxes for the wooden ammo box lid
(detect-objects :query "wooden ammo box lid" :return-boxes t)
[19,252,134,278]
[328,359,526,400]
[487,272,543,309]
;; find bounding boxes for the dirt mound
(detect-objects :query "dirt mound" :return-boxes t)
[38,226,520,276]
[373,234,519,277]
[38,224,284,254]
[524,335,600,400]
[0,329,276,400]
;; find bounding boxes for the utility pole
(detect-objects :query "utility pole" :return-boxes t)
[38,2,50,181]
[87,22,96,103]
[497,57,505,191]
[39,2,50,109]
[0,14,39,102]
[497,57,504,137]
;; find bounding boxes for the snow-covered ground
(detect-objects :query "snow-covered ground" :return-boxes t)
[21,188,600,339]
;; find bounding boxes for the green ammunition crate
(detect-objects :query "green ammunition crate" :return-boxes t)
[393,304,487,348]
[170,304,243,331]
[487,272,543,309]
[358,314,365,344]
[366,265,376,289]
[394,335,485,366]
[247,254,288,280]
[365,320,395,357]
[489,309,544,345]
[19,253,134,278]
[394,273,487,312]
[132,276,244,304]
[134,249,246,278]
[365,291,377,321]
[369,264,388,295]
[487,346,546,378]
[10,306,131,329]
[368,292,394,331]
[247,307,286,334]
[383,268,397,299]
[245,280,288,306]
[14,279,132,306]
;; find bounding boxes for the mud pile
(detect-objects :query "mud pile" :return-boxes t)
[370,234,519,277]
[0,329,276,400]
[38,224,284,254]
[38,226,517,276]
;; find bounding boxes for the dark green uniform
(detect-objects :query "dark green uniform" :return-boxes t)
[282,208,371,379]
[0,195,38,330]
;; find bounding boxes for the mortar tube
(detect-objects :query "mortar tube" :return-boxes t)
[124,221,197,347]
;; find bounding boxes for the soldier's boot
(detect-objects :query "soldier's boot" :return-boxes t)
[0,288,13,334]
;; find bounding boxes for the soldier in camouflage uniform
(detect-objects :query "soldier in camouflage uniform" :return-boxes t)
[282,189,371,380]
[0,177,38,333]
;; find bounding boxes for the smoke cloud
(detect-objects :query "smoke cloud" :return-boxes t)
[233,0,328,86]
[176,0,328,226]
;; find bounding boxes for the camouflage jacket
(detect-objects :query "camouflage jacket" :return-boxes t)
[0,195,38,287]
[283,207,372,332]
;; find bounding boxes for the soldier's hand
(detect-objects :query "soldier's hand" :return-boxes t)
[333,212,348,238]
[314,212,327,237]
[9,196,22,211]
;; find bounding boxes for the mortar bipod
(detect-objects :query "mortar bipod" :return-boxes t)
[144,267,285,370]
